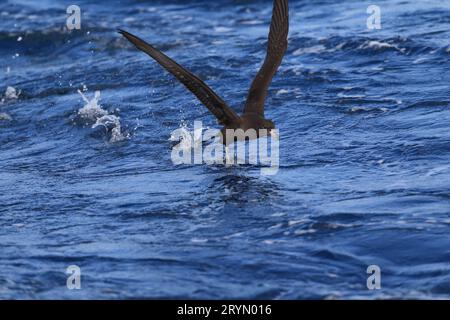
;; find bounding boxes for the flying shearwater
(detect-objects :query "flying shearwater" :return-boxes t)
[119,0,289,145]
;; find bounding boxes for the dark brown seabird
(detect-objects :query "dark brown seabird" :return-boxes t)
[119,0,289,145]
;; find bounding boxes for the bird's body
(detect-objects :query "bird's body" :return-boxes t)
[219,114,274,145]
[119,0,289,145]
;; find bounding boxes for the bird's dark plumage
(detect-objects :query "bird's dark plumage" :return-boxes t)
[118,30,241,127]
[244,0,289,116]
[119,0,289,142]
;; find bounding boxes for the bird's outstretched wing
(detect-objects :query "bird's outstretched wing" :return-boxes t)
[119,29,241,127]
[244,0,289,116]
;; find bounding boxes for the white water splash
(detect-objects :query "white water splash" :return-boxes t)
[4,86,20,100]
[92,114,128,143]
[76,89,128,143]
[77,90,108,121]
[1,86,20,104]
[0,112,12,121]
[169,120,203,151]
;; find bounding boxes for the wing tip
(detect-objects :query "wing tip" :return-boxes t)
[117,29,143,49]
[117,28,132,39]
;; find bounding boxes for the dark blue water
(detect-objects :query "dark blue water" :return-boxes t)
[1,0,450,299]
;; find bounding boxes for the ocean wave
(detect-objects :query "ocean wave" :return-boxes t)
[289,35,440,57]
[2,0,450,300]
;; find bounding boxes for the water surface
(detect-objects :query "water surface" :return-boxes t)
[0,0,449,299]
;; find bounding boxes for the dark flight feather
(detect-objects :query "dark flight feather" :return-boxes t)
[244,0,289,116]
[118,29,241,126]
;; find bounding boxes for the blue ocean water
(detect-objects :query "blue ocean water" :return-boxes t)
[0,0,449,299]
